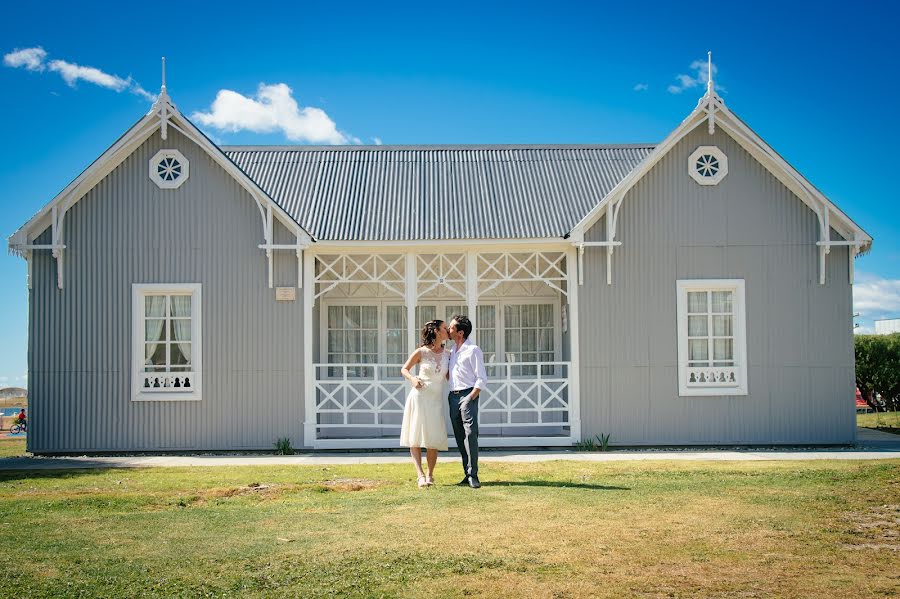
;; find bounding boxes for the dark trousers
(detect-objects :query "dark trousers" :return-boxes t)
[448,387,478,477]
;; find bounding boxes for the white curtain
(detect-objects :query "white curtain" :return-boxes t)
[171,295,192,365]
[144,296,166,367]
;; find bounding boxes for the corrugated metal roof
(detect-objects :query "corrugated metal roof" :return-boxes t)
[223,144,655,241]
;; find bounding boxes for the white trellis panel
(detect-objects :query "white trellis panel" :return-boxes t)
[416,253,467,300]
[314,364,407,427]
[314,254,406,301]
[480,362,571,427]
[476,252,568,298]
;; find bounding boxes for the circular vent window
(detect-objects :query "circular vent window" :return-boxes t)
[150,149,190,189]
[688,146,727,186]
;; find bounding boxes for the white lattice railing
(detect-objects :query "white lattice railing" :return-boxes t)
[685,366,739,387]
[481,362,570,426]
[139,371,196,392]
[313,362,571,430]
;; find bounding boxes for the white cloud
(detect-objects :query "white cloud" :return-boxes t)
[854,325,875,335]
[48,59,130,91]
[0,376,8,383]
[192,83,353,145]
[668,59,724,94]
[130,83,156,102]
[3,46,155,101]
[3,46,47,71]
[853,272,900,317]
[633,83,649,92]
[372,137,383,145]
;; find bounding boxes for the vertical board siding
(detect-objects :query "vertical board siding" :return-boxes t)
[29,129,305,453]
[578,126,855,445]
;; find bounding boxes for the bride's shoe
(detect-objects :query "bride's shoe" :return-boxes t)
[425,475,434,486]
[417,475,428,488]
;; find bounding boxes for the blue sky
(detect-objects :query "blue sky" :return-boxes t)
[1,1,899,387]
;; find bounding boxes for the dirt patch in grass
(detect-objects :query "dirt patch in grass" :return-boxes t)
[844,504,900,550]
[319,478,381,492]
[165,479,383,507]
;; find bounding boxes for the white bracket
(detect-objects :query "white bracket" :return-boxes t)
[573,200,625,286]
[25,250,33,290]
[817,204,830,286]
[265,204,273,288]
[51,205,64,289]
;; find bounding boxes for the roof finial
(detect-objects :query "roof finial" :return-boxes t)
[161,56,167,93]
[707,51,713,95]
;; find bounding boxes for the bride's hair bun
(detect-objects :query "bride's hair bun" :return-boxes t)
[420,320,444,347]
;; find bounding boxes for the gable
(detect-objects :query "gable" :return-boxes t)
[587,124,833,251]
[569,91,871,287]
[9,91,312,288]
[571,95,871,252]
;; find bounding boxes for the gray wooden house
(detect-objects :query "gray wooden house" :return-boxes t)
[9,70,871,453]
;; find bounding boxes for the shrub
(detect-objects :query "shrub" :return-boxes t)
[855,333,900,412]
[574,434,612,452]
[274,437,295,455]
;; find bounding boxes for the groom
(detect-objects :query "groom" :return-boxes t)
[447,315,487,489]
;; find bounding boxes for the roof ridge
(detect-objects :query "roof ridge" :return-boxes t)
[221,143,657,152]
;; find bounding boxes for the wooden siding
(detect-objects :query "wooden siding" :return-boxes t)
[28,129,305,453]
[578,126,855,445]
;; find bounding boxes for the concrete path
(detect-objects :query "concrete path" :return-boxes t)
[1,428,898,471]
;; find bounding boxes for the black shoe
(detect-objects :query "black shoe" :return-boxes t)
[457,476,470,486]
[468,475,481,489]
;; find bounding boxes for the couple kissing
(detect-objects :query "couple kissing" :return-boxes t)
[399,315,487,489]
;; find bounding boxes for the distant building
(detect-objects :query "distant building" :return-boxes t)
[875,319,900,335]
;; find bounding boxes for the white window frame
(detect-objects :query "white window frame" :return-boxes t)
[132,283,202,401]
[676,279,747,397]
[688,145,728,186]
[149,149,190,190]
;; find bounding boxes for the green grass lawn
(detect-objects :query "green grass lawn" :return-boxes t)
[857,410,900,434]
[1,460,898,597]
[0,437,26,457]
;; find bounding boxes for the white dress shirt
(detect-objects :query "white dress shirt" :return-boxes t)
[449,338,488,392]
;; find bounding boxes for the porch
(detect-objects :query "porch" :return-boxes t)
[301,246,582,449]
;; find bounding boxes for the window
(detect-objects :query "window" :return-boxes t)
[321,299,559,377]
[504,304,555,375]
[327,305,379,377]
[676,280,747,396]
[149,149,190,189]
[688,145,728,186]
[132,284,201,401]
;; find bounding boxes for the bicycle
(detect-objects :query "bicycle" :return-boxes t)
[9,421,27,434]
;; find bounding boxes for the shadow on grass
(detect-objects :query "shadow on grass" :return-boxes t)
[481,480,630,491]
[0,463,134,482]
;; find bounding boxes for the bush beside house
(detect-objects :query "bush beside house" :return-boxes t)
[855,333,900,412]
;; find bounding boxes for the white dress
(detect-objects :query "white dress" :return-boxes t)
[399,347,450,450]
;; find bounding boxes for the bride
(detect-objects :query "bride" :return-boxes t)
[399,320,450,487]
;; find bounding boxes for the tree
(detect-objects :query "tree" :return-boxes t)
[855,333,900,412]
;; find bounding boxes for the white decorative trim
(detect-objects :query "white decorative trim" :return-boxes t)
[8,88,312,290]
[688,145,728,186]
[676,279,748,397]
[131,283,202,402]
[149,149,190,189]
[569,87,871,262]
